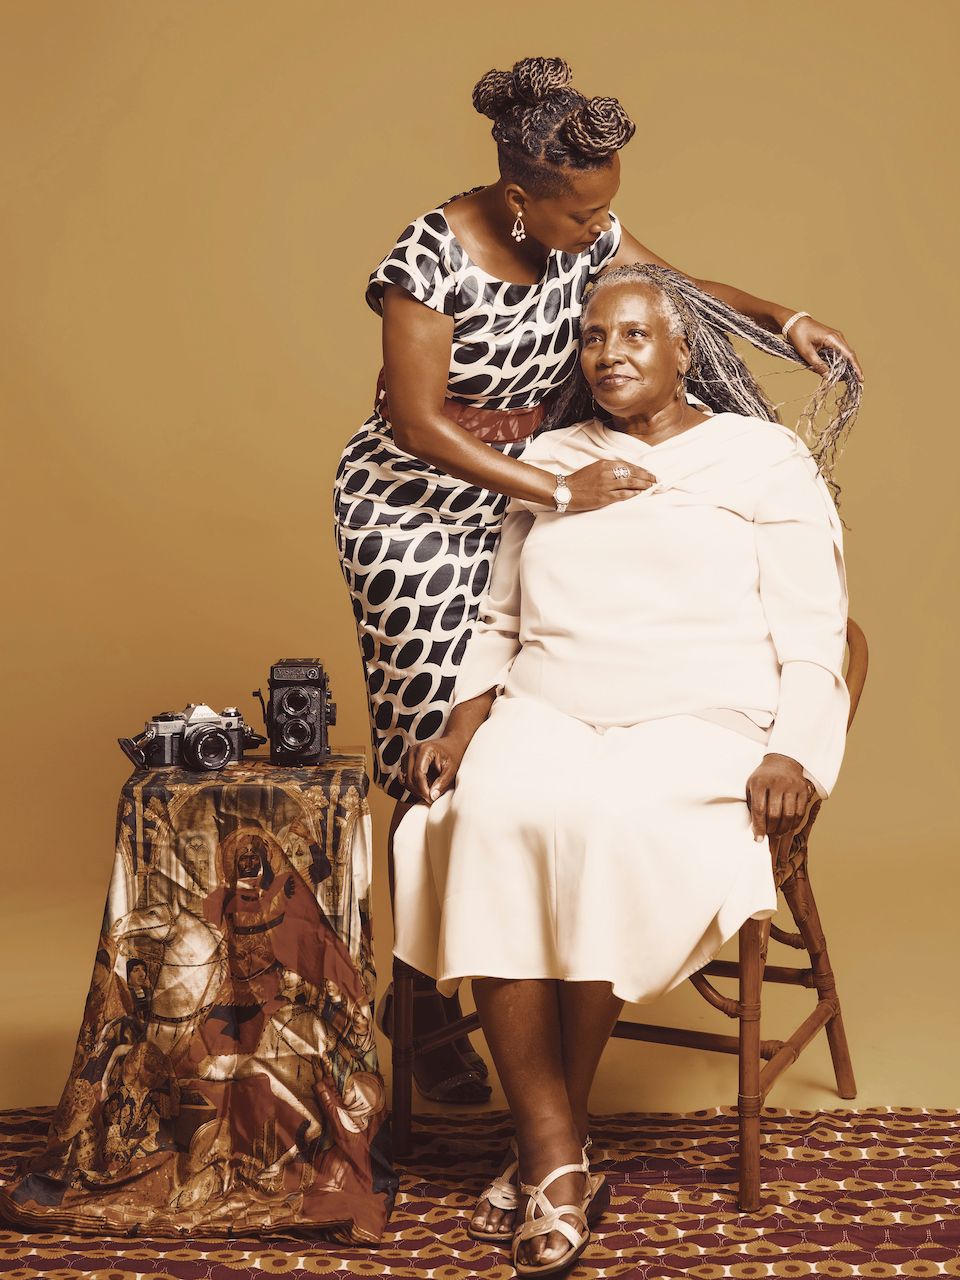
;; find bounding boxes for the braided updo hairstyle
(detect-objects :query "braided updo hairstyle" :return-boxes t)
[472,56,635,195]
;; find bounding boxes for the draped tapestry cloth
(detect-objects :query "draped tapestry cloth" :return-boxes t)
[0,755,396,1243]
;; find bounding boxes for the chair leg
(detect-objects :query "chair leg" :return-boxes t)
[391,957,415,1159]
[737,917,764,1212]
[781,869,857,1099]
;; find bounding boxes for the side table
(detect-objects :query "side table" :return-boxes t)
[0,753,396,1242]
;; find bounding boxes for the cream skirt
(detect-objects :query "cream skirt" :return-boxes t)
[393,697,778,1005]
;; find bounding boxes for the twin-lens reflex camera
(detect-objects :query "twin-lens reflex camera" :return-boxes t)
[253,658,336,766]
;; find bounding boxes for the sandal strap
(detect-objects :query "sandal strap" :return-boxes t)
[513,1203,588,1252]
[519,1158,589,1219]
[511,1155,591,1269]
[483,1170,519,1211]
[584,1170,605,1204]
[475,1140,520,1213]
[520,1158,588,1197]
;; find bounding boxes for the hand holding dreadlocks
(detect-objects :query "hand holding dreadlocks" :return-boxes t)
[781,314,862,381]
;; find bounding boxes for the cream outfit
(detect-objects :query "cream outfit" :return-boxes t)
[393,413,848,1004]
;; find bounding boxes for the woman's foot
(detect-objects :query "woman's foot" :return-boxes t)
[471,1136,606,1248]
[513,1133,590,1272]
[378,981,492,1104]
[468,1140,519,1241]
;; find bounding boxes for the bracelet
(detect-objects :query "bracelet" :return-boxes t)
[781,310,810,339]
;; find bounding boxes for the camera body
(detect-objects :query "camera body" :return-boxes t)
[118,703,265,772]
[254,659,336,765]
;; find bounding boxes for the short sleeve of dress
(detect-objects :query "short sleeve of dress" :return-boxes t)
[589,211,622,274]
[365,213,457,317]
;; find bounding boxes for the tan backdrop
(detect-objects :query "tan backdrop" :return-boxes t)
[2,0,957,1113]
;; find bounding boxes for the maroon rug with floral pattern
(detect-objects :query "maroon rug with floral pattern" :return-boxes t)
[2,1105,958,1278]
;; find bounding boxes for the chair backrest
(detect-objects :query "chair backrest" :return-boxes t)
[845,619,869,729]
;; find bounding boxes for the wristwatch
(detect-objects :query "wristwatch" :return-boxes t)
[553,473,572,513]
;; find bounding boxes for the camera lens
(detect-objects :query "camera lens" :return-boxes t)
[183,725,232,771]
[281,688,311,716]
[280,719,312,750]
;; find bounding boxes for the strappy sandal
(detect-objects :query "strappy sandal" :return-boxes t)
[441,991,490,1080]
[470,1137,608,1247]
[376,981,492,1105]
[511,1150,592,1277]
[467,1138,520,1242]
[580,1135,611,1226]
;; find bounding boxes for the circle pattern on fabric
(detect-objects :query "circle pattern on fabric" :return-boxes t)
[365,205,622,411]
[336,199,623,801]
[335,429,527,801]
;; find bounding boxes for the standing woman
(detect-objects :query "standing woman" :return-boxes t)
[333,55,860,1103]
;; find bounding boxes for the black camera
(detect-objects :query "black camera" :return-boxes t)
[118,703,266,772]
[253,659,336,765]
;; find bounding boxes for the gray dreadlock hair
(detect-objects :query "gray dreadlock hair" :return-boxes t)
[553,263,860,505]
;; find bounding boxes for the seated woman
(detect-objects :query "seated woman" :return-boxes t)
[392,264,858,1277]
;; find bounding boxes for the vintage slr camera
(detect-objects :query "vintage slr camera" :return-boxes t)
[253,659,336,765]
[118,703,266,772]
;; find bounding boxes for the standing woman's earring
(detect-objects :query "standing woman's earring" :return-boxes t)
[675,370,686,400]
[511,211,526,243]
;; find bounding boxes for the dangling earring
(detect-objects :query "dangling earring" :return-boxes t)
[675,370,686,401]
[511,211,526,243]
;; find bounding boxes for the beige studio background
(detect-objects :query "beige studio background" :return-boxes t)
[1,0,957,1114]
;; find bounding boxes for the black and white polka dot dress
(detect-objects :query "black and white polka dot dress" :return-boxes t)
[334,200,621,801]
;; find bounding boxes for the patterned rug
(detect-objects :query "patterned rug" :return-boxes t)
[2,1105,958,1278]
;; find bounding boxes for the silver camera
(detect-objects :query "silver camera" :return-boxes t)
[118,703,266,772]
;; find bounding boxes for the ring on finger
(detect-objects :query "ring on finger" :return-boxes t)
[613,465,630,480]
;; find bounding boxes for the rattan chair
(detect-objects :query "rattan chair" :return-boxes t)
[390,619,868,1213]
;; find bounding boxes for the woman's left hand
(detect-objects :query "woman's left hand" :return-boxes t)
[786,314,863,381]
[404,734,467,804]
[746,753,816,841]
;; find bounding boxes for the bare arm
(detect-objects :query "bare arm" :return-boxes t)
[610,226,862,378]
[383,286,554,503]
[382,286,654,507]
[404,689,496,803]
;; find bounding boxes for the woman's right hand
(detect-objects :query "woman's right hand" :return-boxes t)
[404,735,467,804]
[566,459,657,511]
